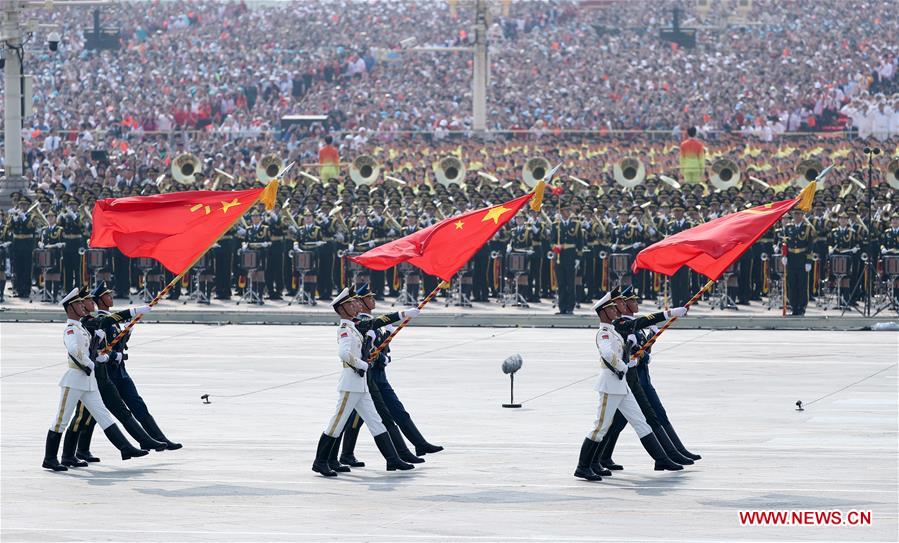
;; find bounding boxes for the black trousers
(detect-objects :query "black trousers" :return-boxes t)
[786,252,808,313]
[62,243,81,291]
[472,247,489,301]
[112,249,131,296]
[670,267,690,306]
[214,238,235,299]
[10,239,34,296]
[557,248,576,313]
[265,241,285,297]
[737,251,753,303]
[318,245,334,299]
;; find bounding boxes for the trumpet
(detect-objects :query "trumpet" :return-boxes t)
[383,210,403,231]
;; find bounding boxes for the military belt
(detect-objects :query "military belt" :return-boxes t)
[63,234,81,239]
[13,234,34,239]
[788,248,807,254]
[559,243,576,250]
[270,236,284,241]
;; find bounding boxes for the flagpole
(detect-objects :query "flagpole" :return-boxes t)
[631,278,714,360]
[101,179,283,354]
[368,280,449,362]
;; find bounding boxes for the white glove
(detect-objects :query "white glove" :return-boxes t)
[781,256,788,266]
[84,359,95,370]
[627,334,639,349]
[95,353,109,363]
[627,358,639,368]
[94,329,106,341]
[133,305,152,316]
[348,244,355,252]
[665,306,688,318]
[804,263,812,272]
[401,307,420,319]
[115,352,123,363]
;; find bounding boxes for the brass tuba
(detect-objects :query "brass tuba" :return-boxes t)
[794,159,822,188]
[434,156,466,186]
[257,154,284,183]
[522,156,550,188]
[172,153,201,185]
[612,157,645,189]
[350,155,380,185]
[885,159,899,190]
[710,158,741,190]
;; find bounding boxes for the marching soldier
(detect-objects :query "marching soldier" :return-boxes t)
[552,203,582,315]
[61,283,167,467]
[311,288,419,476]
[782,209,815,315]
[42,288,148,471]
[8,197,37,298]
[573,290,681,482]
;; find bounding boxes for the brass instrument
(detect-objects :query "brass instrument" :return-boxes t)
[793,159,822,188]
[172,153,201,185]
[885,159,899,190]
[434,156,466,186]
[257,154,284,183]
[329,205,350,232]
[710,158,741,190]
[383,210,403,231]
[350,155,380,185]
[522,157,550,188]
[612,157,645,189]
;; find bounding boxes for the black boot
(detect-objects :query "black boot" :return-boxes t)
[373,432,414,471]
[122,415,167,451]
[312,433,338,477]
[339,419,365,467]
[387,422,424,464]
[103,424,149,460]
[653,426,692,465]
[42,430,68,471]
[574,438,602,481]
[327,433,351,473]
[60,430,88,467]
[590,433,614,475]
[397,418,442,456]
[663,422,701,461]
[640,433,683,471]
[598,429,623,470]
[75,423,100,462]
[139,414,182,450]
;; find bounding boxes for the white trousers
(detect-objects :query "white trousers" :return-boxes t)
[586,391,651,442]
[324,391,386,438]
[50,386,115,433]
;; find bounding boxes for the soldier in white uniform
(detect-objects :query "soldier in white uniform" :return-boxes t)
[574,290,682,481]
[312,288,421,477]
[42,288,150,471]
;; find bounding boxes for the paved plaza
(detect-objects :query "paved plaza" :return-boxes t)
[1,323,896,542]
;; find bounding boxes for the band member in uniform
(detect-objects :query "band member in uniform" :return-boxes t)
[367,207,388,300]
[311,288,419,477]
[42,288,148,471]
[9,198,37,298]
[349,211,376,290]
[666,205,692,306]
[573,290,681,482]
[58,199,85,291]
[611,210,642,295]
[782,209,815,315]
[553,203,582,314]
[240,208,271,299]
[214,224,238,300]
[293,209,326,299]
[526,213,544,302]
[265,205,286,300]
[509,215,535,302]
[828,212,861,305]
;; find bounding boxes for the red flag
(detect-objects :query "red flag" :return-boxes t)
[633,182,816,281]
[350,193,534,281]
[90,182,278,274]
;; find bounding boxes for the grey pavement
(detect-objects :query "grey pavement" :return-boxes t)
[1,323,897,542]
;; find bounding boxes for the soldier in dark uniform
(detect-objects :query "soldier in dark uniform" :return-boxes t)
[611,210,642,295]
[8,198,37,298]
[881,214,899,299]
[808,202,831,300]
[552,202,582,314]
[214,225,237,300]
[317,203,338,300]
[368,206,388,300]
[526,213,544,302]
[782,209,815,315]
[58,198,85,291]
[265,205,286,300]
[828,212,861,304]
[240,208,271,300]
[509,215,534,302]
[665,205,692,306]
[293,209,326,298]
[349,211,375,290]
[39,210,65,300]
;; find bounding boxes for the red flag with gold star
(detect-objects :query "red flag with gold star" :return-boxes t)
[350,192,535,281]
[90,182,279,274]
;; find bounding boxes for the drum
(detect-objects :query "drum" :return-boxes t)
[293,250,316,272]
[34,248,57,268]
[86,249,108,269]
[134,257,157,271]
[194,251,212,271]
[610,253,632,275]
[397,262,416,274]
[508,252,528,274]
[771,254,785,275]
[883,256,899,276]
[239,250,259,271]
[724,262,739,275]
[830,254,850,276]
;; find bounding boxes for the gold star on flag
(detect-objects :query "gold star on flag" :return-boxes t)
[454,220,464,230]
[481,205,512,225]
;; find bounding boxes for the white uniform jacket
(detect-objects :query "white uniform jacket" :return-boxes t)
[593,322,629,395]
[59,319,98,392]
[336,318,371,393]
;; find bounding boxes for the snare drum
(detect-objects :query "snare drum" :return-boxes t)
[344,252,363,274]
[883,255,899,276]
[34,248,58,268]
[86,249,108,269]
[508,252,528,274]
[293,250,316,272]
[610,253,632,275]
[830,254,850,276]
[134,257,157,271]
[194,251,212,271]
[239,249,259,271]
[771,254,785,275]
[724,262,739,275]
